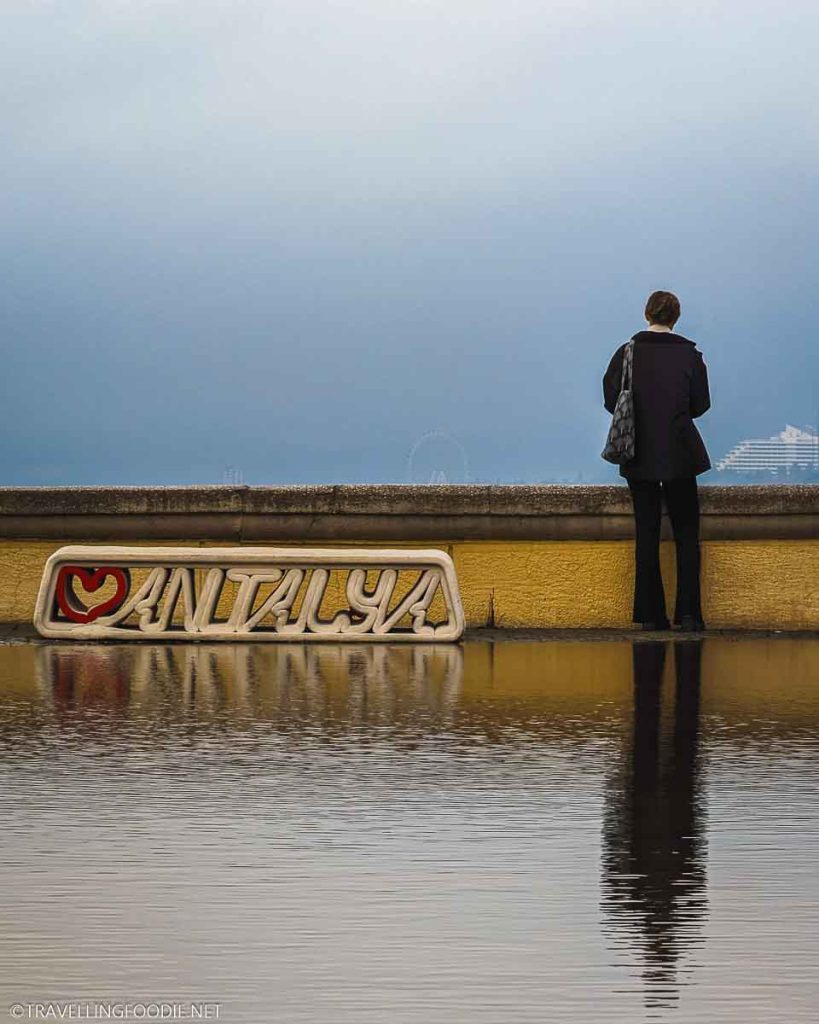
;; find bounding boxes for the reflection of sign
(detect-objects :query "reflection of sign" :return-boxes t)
[35,546,465,642]
[37,642,464,719]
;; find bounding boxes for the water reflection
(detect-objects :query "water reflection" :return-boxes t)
[602,640,707,1010]
[38,642,465,731]
[8,640,636,747]
[1,638,818,1022]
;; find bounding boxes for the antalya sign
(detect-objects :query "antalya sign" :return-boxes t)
[34,546,465,642]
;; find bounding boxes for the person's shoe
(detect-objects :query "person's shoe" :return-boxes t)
[677,616,705,632]
[640,620,671,631]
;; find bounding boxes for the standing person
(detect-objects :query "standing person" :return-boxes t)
[603,291,711,631]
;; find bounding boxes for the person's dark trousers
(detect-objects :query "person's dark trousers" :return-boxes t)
[626,477,703,627]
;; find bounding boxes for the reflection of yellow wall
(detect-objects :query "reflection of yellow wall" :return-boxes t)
[3,538,819,630]
[462,640,633,704]
[4,638,819,736]
[701,638,819,726]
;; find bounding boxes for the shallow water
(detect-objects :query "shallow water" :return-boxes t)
[0,638,817,1023]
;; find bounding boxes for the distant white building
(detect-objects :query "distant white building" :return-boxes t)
[716,425,819,474]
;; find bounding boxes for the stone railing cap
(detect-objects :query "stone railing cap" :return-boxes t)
[0,483,818,517]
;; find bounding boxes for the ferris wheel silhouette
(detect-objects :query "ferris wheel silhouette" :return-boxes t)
[406,430,470,484]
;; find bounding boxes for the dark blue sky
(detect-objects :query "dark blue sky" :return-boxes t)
[2,1,816,484]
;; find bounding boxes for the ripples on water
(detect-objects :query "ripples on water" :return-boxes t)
[0,638,817,1023]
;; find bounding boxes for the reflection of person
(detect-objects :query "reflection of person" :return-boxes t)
[603,291,711,631]
[601,639,707,1008]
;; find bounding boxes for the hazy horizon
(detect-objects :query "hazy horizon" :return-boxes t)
[2,1,817,485]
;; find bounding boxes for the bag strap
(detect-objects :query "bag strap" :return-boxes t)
[620,339,634,392]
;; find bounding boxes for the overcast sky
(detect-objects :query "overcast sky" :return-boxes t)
[1,0,817,484]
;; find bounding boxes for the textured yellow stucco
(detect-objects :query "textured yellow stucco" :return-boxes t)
[2,538,819,630]
[0,542,61,625]
[453,539,819,629]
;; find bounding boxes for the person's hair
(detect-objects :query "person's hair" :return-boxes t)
[644,290,680,327]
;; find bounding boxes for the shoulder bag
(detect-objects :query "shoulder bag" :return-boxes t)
[601,340,636,465]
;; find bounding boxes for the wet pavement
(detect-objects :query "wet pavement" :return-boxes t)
[1,637,817,1023]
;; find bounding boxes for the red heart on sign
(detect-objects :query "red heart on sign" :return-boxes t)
[54,566,131,624]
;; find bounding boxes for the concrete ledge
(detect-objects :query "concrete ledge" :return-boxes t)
[5,624,819,643]
[2,486,819,630]
[1,484,818,541]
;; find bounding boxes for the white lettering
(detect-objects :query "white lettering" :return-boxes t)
[36,547,465,642]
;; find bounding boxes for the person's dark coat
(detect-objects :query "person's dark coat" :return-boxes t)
[603,331,711,480]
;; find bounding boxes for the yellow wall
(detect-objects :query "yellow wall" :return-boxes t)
[3,537,819,630]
